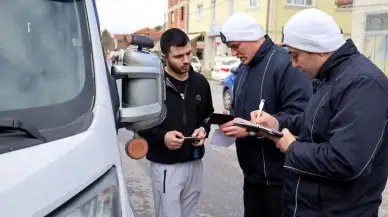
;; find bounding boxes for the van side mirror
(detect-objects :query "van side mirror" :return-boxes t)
[230,67,238,75]
[131,34,154,50]
[111,35,166,132]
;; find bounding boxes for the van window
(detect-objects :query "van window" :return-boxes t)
[0,0,94,149]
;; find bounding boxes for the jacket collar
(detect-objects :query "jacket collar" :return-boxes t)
[164,66,194,89]
[315,39,359,80]
[248,35,274,67]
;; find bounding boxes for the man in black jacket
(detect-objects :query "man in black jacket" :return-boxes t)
[218,12,313,217]
[138,28,214,217]
[251,8,388,217]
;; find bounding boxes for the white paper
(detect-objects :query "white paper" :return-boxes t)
[210,129,236,147]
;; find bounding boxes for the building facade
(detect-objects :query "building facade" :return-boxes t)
[167,0,189,31]
[352,0,388,75]
[187,0,353,72]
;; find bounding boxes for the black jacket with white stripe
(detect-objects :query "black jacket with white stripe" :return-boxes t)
[231,36,312,186]
[279,39,388,217]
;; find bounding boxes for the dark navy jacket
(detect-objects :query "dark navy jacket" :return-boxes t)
[231,36,312,185]
[279,40,388,217]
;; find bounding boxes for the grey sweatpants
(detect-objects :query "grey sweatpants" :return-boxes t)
[150,160,203,217]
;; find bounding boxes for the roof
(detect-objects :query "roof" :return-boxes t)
[113,27,163,49]
[133,27,163,42]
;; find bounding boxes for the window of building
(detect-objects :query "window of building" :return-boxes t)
[181,7,184,21]
[171,11,174,24]
[247,0,259,7]
[286,0,313,6]
[366,13,388,32]
[197,4,204,19]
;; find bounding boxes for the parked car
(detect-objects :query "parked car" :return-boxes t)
[211,59,241,82]
[211,55,238,71]
[191,56,202,73]
[223,67,238,111]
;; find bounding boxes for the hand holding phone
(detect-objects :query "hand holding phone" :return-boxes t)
[164,131,184,150]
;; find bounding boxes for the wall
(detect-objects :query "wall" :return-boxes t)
[167,0,188,31]
[234,0,268,33]
[352,0,388,52]
[188,0,212,33]
[273,0,352,43]
[351,0,388,75]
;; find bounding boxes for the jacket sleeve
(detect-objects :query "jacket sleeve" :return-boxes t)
[274,61,312,135]
[284,76,388,180]
[277,113,303,134]
[137,125,168,147]
[199,81,215,136]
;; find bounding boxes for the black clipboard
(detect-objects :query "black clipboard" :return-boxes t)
[206,113,235,125]
[232,122,283,137]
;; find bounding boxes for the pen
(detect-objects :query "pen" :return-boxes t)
[257,99,265,121]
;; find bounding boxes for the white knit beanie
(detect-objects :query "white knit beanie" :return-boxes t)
[220,12,265,43]
[283,8,345,53]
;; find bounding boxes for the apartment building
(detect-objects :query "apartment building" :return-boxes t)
[167,0,189,31]
[352,0,388,75]
[187,0,353,72]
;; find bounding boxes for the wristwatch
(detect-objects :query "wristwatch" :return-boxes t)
[199,127,207,136]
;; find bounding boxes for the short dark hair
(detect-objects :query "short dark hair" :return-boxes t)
[160,28,190,56]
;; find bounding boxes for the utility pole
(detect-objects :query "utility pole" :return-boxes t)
[163,12,166,32]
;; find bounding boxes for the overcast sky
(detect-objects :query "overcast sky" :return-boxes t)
[96,0,167,34]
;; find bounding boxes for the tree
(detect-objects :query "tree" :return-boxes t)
[123,33,131,47]
[154,25,163,31]
[100,29,114,54]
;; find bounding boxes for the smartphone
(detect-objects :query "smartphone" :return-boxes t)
[184,137,200,144]
[206,113,235,125]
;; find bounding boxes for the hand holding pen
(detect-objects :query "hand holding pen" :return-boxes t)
[250,100,279,130]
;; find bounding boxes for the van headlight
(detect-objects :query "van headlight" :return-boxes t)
[49,168,122,217]
[63,186,118,217]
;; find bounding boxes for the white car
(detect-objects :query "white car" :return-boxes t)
[191,56,202,73]
[211,59,241,82]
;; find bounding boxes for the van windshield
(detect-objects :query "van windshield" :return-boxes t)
[0,0,94,149]
[0,0,89,111]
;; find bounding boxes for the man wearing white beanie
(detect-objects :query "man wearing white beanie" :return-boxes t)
[251,8,388,217]
[218,12,313,217]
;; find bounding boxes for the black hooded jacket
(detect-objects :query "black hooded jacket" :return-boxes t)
[138,67,214,164]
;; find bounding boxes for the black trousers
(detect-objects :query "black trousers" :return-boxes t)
[243,178,283,217]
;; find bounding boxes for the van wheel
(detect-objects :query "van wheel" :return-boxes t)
[223,89,232,111]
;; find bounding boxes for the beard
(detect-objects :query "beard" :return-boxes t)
[167,60,190,75]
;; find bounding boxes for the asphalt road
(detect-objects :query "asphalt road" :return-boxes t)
[116,78,388,217]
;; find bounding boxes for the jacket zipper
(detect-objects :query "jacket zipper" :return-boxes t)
[259,51,275,186]
[165,77,188,125]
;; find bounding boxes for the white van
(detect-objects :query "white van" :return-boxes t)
[0,0,166,216]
